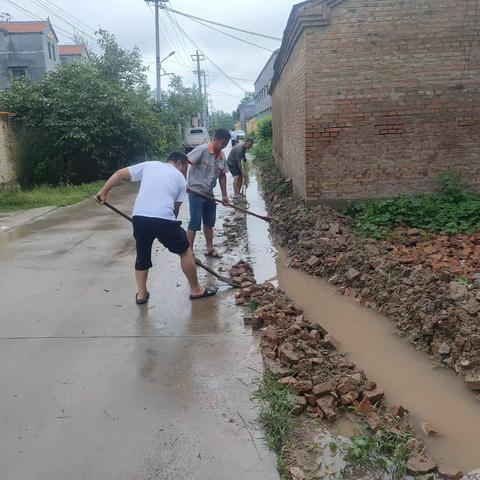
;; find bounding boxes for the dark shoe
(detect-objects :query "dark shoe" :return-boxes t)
[190,286,218,300]
[136,292,150,305]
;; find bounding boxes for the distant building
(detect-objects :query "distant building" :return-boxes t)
[0,20,60,90]
[238,99,255,132]
[254,50,278,120]
[59,44,90,65]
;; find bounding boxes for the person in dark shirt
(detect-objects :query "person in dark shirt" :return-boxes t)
[227,138,253,199]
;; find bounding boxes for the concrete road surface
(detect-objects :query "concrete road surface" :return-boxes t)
[0,186,278,480]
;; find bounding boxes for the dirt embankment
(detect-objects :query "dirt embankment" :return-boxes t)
[257,164,480,391]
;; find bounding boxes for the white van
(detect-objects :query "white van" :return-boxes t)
[184,127,210,153]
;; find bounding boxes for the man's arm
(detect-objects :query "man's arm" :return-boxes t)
[95,168,131,204]
[174,202,182,219]
[219,171,229,204]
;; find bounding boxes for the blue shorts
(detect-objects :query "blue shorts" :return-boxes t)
[188,192,217,231]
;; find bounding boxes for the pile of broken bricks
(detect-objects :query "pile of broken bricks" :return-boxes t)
[230,260,464,479]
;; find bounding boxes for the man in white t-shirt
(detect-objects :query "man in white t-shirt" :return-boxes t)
[95,152,218,304]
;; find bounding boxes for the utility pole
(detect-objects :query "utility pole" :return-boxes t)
[202,71,208,130]
[145,0,167,102]
[192,50,205,127]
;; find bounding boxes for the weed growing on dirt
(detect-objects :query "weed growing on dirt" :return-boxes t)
[254,370,295,477]
[244,298,261,312]
[0,181,104,212]
[347,172,480,239]
[342,427,414,479]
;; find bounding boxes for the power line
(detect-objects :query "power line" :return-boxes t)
[26,0,97,43]
[159,5,282,42]
[41,0,96,33]
[185,14,275,52]
[210,87,245,99]
[166,0,191,64]
[161,10,247,93]
[7,0,78,42]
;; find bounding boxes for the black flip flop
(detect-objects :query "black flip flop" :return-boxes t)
[136,292,150,305]
[190,286,218,300]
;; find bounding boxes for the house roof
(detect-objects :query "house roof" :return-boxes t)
[59,44,87,56]
[270,0,347,93]
[0,20,59,42]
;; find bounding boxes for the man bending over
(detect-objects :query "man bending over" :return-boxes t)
[95,152,218,304]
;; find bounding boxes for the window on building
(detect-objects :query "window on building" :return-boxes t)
[52,45,56,61]
[9,67,28,79]
[48,43,52,59]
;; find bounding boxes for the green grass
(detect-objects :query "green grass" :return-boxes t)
[0,181,104,213]
[346,172,480,239]
[254,370,296,478]
[342,427,414,479]
[244,298,261,312]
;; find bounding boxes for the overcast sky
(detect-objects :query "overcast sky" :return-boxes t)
[4,0,299,112]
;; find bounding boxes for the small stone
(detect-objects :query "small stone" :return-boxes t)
[304,394,318,407]
[356,397,376,415]
[345,268,362,282]
[316,394,336,411]
[293,380,313,394]
[438,342,451,355]
[311,357,324,366]
[362,387,385,404]
[363,380,377,391]
[406,455,437,475]
[340,390,358,405]
[278,376,298,388]
[337,380,354,396]
[290,467,306,480]
[306,255,322,268]
[323,334,340,350]
[463,299,480,316]
[389,405,408,418]
[236,298,246,306]
[290,395,307,415]
[312,382,334,397]
[284,324,302,336]
[448,281,468,301]
[437,465,463,480]
[309,329,322,342]
[365,412,381,432]
[421,421,440,436]
[465,372,480,390]
[279,344,300,364]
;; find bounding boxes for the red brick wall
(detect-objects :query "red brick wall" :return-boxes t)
[273,0,480,205]
[271,35,307,198]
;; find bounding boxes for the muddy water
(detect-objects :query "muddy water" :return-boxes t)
[245,167,480,473]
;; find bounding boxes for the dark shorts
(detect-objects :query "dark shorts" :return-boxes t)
[132,216,190,271]
[228,163,242,177]
[188,192,216,232]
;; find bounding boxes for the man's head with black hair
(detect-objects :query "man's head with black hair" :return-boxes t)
[212,128,231,153]
[244,138,254,149]
[167,151,189,176]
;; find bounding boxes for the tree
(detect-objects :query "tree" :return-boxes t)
[233,91,254,122]
[0,12,12,21]
[0,31,200,185]
[212,110,235,131]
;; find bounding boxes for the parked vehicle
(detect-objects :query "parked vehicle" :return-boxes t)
[230,130,238,146]
[235,129,246,141]
[184,127,210,153]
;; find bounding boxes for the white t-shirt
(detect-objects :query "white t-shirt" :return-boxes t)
[128,161,187,221]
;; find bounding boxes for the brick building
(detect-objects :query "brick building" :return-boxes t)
[270,0,480,205]
[59,44,90,65]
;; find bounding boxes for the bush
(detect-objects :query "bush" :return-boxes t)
[256,115,272,142]
[347,172,480,238]
[252,116,273,162]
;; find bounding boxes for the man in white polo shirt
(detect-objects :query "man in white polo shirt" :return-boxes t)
[95,152,218,304]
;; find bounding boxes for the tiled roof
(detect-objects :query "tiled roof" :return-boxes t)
[0,20,49,34]
[59,44,85,56]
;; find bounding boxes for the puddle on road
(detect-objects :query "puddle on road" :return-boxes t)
[244,166,480,473]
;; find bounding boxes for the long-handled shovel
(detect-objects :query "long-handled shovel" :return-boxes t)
[187,188,271,223]
[103,202,240,288]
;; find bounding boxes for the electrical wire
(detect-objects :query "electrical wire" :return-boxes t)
[27,0,97,43]
[185,14,275,52]
[41,0,96,33]
[166,0,192,64]
[161,9,247,93]
[160,5,282,42]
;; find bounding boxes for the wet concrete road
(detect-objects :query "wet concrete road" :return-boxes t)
[0,187,278,479]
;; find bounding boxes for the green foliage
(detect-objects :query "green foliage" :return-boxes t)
[0,31,200,186]
[244,298,261,312]
[211,110,235,131]
[342,427,414,479]
[256,116,272,142]
[253,370,295,454]
[347,173,480,238]
[252,116,273,163]
[0,181,103,212]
